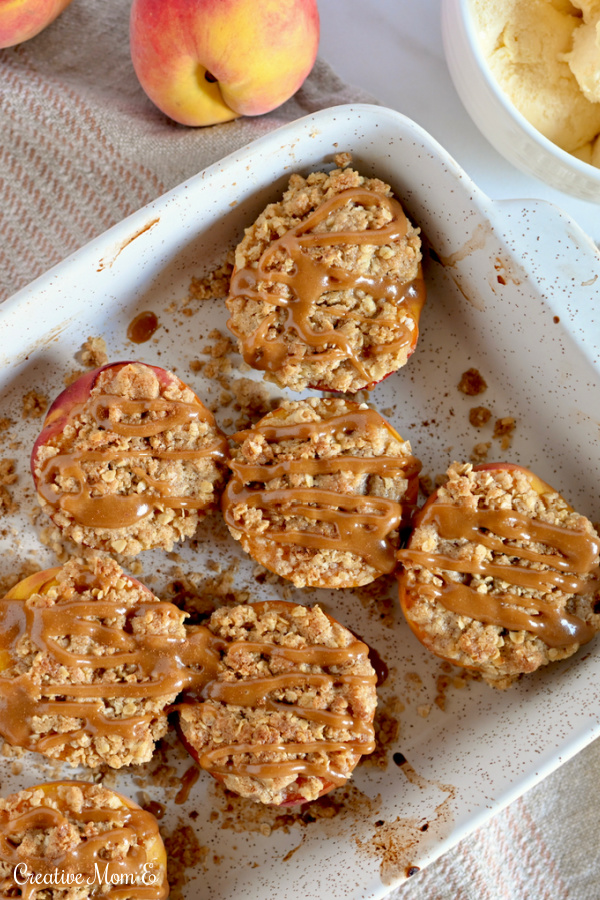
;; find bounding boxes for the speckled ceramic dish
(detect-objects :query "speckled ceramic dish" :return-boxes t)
[0,104,599,899]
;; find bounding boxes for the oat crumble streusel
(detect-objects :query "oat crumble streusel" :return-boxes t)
[178,601,377,805]
[398,462,600,688]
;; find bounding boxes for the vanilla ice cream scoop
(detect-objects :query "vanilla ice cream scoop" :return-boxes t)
[471,0,600,161]
[565,5,600,104]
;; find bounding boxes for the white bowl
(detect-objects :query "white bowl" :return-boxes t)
[441,0,600,202]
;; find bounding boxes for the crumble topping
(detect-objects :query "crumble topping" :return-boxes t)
[226,164,423,393]
[224,397,418,588]
[399,462,600,688]
[178,602,377,805]
[32,363,228,556]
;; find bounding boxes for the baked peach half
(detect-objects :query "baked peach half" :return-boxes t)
[176,731,338,808]
[0,556,188,767]
[225,164,426,394]
[176,600,378,806]
[0,781,168,898]
[397,462,600,688]
[31,361,228,555]
[4,567,61,599]
[222,397,421,588]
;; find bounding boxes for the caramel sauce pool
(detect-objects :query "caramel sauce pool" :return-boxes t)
[127,310,159,343]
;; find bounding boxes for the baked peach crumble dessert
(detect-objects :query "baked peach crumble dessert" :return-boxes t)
[0,781,168,898]
[178,600,378,806]
[31,362,228,556]
[0,557,187,767]
[226,162,425,393]
[397,462,600,688]
[222,397,421,588]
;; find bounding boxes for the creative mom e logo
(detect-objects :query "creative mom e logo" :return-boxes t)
[13,862,159,889]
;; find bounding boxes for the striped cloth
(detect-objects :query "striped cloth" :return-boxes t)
[2,2,599,898]
[390,739,600,899]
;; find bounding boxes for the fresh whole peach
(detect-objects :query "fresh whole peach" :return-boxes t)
[0,0,73,48]
[129,0,320,126]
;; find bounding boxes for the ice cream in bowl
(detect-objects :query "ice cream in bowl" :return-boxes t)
[442,0,600,201]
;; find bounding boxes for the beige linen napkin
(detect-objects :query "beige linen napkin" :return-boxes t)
[2,3,600,899]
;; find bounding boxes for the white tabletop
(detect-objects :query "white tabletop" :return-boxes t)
[319,0,599,244]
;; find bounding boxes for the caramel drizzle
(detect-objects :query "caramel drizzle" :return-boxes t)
[0,800,167,899]
[227,187,426,379]
[182,626,377,785]
[37,394,228,529]
[222,408,421,574]
[399,503,600,648]
[0,595,206,758]
[0,592,375,784]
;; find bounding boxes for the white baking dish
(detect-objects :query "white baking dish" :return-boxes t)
[1,103,599,899]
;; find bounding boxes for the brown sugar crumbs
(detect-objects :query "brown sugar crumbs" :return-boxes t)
[333,151,353,168]
[190,321,278,428]
[0,459,18,516]
[165,822,208,869]
[229,377,278,429]
[433,662,473,712]
[21,389,47,418]
[418,472,447,498]
[470,441,491,464]
[185,255,234,306]
[202,329,235,360]
[210,778,374,837]
[419,474,434,497]
[164,821,208,899]
[161,564,250,624]
[493,416,516,450]
[79,335,108,368]
[191,328,235,384]
[364,696,402,769]
[0,485,17,515]
[0,418,13,444]
[469,406,491,428]
[0,459,17,487]
[458,368,487,396]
